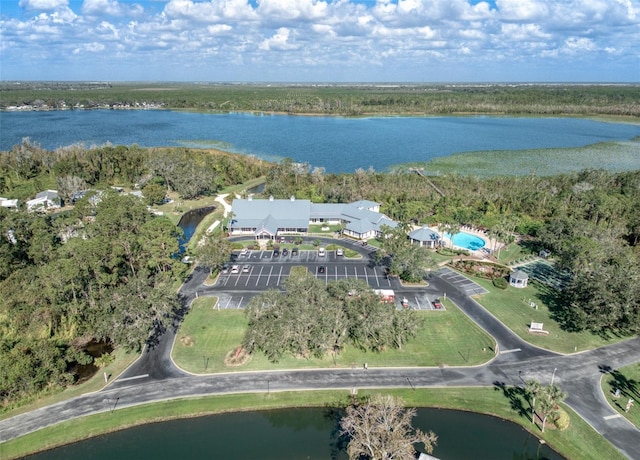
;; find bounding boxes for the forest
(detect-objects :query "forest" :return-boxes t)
[1,139,639,410]
[2,82,639,117]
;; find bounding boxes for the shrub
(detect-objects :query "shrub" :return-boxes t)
[493,277,509,289]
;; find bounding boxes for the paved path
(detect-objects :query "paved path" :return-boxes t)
[1,247,639,459]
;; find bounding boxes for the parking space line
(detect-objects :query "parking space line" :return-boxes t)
[364,266,369,284]
[277,266,283,285]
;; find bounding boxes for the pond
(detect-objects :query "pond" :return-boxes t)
[25,407,563,460]
[176,206,215,251]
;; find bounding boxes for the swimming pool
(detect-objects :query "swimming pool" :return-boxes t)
[444,231,486,251]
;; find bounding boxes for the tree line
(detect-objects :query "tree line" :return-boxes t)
[0,139,271,202]
[2,83,639,117]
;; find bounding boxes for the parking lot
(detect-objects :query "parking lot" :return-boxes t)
[201,247,445,311]
[219,248,391,289]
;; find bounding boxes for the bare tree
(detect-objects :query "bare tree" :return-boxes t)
[340,394,437,460]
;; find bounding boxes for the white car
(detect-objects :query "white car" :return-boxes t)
[240,248,248,256]
[318,247,326,257]
[336,248,344,256]
[231,265,240,274]
[242,265,250,273]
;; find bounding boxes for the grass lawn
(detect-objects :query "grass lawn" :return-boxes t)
[470,277,628,353]
[1,387,623,460]
[172,296,496,373]
[601,362,640,429]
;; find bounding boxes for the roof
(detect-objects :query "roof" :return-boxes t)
[231,197,396,236]
[409,226,440,242]
[232,198,311,231]
[511,269,529,280]
[35,190,59,200]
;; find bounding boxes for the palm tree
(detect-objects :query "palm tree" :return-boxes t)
[525,379,542,424]
[539,384,567,432]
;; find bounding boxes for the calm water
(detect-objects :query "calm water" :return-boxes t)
[25,407,563,460]
[445,231,487,250]
[2,110,639,173]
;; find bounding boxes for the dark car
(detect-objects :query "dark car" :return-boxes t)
[433,298,443,309]
[291,247,299,255]
[318,265,326,274]
[282,248,289,256]
[273,249,280,257]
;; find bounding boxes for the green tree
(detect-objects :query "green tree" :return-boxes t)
[525,379,543,424]
[142,182,166,206]
[197,233,233,275]
[539,384,567,432]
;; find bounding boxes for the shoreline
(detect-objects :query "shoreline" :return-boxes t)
[2,105,639,126]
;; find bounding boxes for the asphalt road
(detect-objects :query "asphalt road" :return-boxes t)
[2,239,640,459]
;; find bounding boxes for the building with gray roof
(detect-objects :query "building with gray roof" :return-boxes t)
[408,226,441,248]
[229,196,396,241]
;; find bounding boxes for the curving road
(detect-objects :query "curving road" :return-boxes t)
[1,241,639,459]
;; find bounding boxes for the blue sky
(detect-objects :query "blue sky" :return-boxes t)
[1,0,638,82]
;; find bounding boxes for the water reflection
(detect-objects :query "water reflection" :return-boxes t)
[176,206,215,252]
[25,407,563,460]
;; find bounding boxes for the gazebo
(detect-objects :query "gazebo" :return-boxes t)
[509,269,529,288]
[408,226,441,248]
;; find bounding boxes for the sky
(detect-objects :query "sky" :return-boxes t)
[1,0,639,82]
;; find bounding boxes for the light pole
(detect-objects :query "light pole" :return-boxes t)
[551,367,557,386]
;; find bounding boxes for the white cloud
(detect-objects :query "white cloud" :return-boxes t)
[496,0,548,21]
[259,27,299,50]
[3,0,640,81]
[257,0,329,21]
[19,0,68,10]
[82,0,144,17]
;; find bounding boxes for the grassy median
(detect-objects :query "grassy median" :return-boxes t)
[171,296,496,373]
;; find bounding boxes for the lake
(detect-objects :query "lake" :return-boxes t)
[1,110,638,173]
[24,407,563,460]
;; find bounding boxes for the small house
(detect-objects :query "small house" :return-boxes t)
[0,197,18,210]
[509,269,529,288]
[26,190,61,212]
[408,226,441,248]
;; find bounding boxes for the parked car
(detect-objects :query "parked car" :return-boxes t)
[336,248,344,256]
[221,264,230,274]
[273,249,280,257]
[433,298,443,309]
[242,265,250,273]
[401,297,409,308]
[282,248,289,256]
[239,248,248,256]
[318,265,326,274]
[231,265,240,274]
[318,247,326,257]
[291,247,299,255]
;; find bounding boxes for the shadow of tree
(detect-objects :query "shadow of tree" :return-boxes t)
[608,370,640,400]
[535,281,584,333]
[493,381,530,419]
